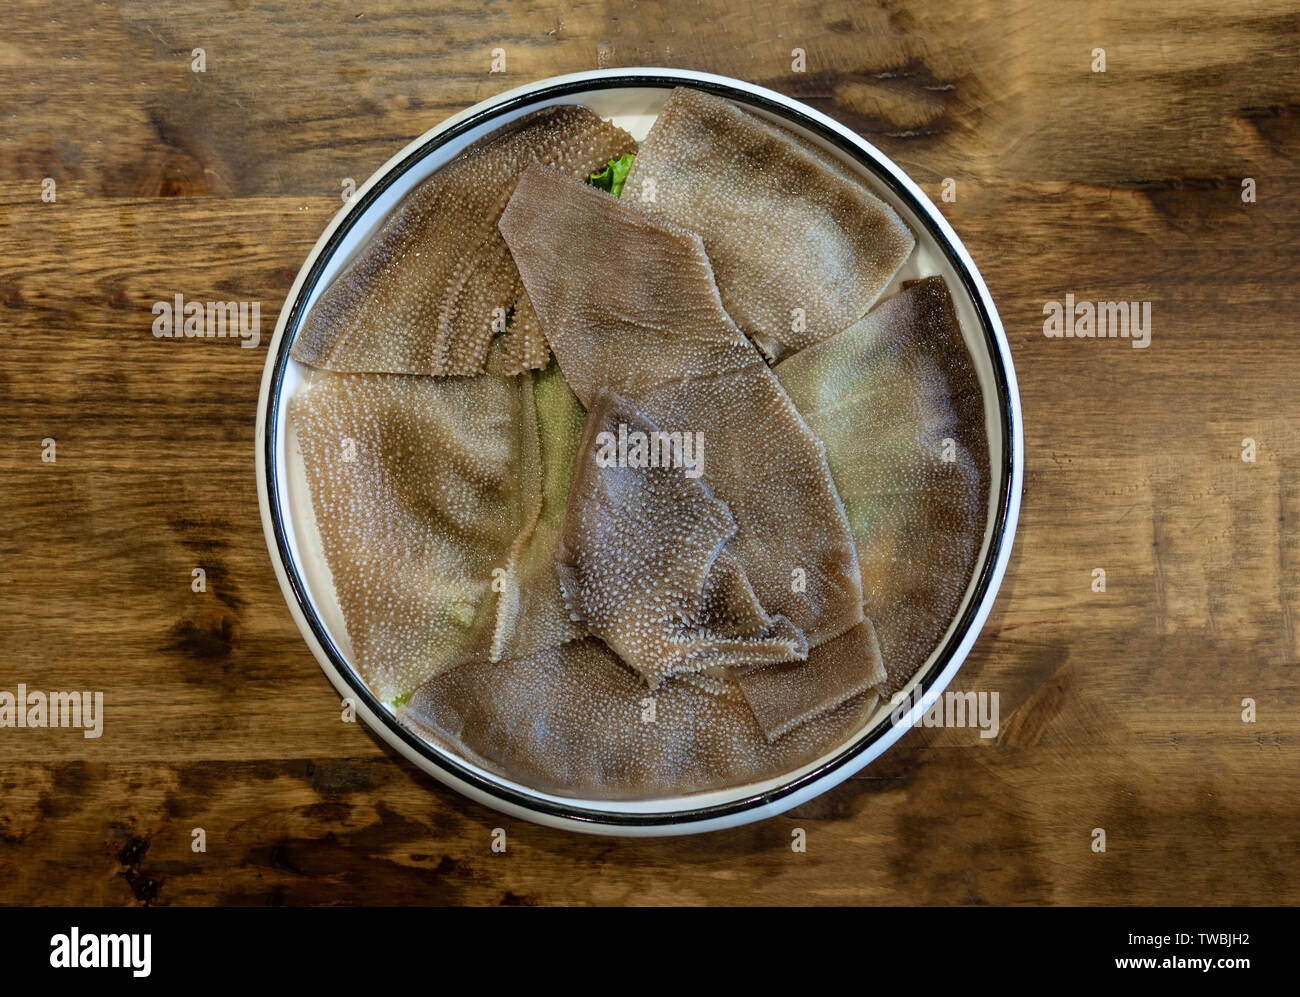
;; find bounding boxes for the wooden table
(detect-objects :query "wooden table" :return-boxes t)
[2,0,1297,906]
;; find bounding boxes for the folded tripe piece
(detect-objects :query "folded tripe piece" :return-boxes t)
[623,87,914,360]
[291,105,637,377]
[736,617,886,742]
[290,358,595,701]
[500,163,879,735]
[500,164,866,645]
[289,370,533,702]
[774,276,989,697]
[556,388,807,688]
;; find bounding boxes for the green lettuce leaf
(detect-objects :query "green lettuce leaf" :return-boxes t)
[587,153,636,197]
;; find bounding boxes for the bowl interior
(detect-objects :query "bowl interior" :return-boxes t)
[264,74,1016,826]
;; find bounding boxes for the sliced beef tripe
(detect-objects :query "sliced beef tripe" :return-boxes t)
[498,285,552,377]
[291,105,637,377]
[622,86,915,360]
[502,164,759,401]
[499,163,866,662]
[737,618,886,742]
[288,370,534,703]
[774,275,990,698]
[401,638,881,800]
[556,388,807,688]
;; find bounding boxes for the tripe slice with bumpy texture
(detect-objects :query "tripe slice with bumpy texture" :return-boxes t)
[499,164,866,652]
[622,87,914,360]
[289,370,532,702]
[401,638,881,800]
[774,276,989,697]
[497,285,553,376]
[556,389,807,688]
[736,617,886,741]
[291,105,637,376]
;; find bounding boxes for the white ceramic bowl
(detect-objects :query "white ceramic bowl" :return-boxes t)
[256,68,1023,836]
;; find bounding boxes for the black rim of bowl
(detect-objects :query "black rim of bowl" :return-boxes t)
[263,72,1018,829]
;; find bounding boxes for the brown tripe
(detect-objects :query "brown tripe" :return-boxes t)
[622,87,914,360]
[289,370,533,702]
[291,105,637,377]
[499,164,867,660]
[499,286,552,376]
[401,638,881,799]
[736,618,886,741]
[556,389,807,688]
[773,276,989,698]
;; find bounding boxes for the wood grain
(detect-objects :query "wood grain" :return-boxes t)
[1,0,1297,905]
